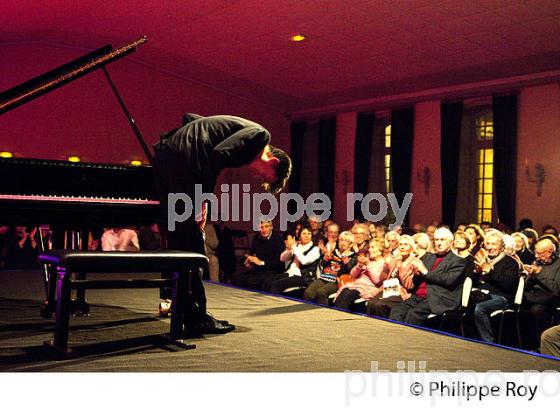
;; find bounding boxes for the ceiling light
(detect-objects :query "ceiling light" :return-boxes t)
[291,34,306,42]
[0,151,13,158]
[130,160,142,166]
[68,156,81,162]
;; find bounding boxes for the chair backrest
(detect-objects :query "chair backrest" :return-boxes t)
[514,276,525,305]
[461,276,473,308]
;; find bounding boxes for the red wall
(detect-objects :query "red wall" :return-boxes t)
[0,43,290,164]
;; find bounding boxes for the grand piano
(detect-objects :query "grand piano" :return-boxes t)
[0,36,161,316]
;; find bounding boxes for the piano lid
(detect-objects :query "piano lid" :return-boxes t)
[0,37,147,116]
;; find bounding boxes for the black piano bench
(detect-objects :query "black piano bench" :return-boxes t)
[38,250,208,357]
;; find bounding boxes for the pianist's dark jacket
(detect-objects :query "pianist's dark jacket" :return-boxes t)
[154,114,271,194]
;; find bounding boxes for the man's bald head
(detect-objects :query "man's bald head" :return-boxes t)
[536,238,556,253]
[535,238,556,263]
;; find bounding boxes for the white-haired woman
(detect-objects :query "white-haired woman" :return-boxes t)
[333,241,393,310]
[512,232,535,265]
[366,235,427,318]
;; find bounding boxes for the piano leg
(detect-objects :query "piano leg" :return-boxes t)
[41,265,57,318]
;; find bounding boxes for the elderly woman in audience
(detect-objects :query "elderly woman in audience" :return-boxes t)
[503,233,524,271]
[512,232,535,265]
[265,224,321,294]
[333,240,393,310]
[522,228,539,252]
[304,231,356,305]
[472,230,520,343]
[366,235,427,318]
[412,232,434,262]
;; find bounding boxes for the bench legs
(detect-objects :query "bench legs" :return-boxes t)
[163,269,196,350]
[44,266,72,355]
[45,267,197,356]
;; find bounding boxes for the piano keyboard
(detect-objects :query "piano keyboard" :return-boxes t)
[0,194,159,205]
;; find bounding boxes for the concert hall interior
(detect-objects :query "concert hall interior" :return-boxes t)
[1,1,560,372]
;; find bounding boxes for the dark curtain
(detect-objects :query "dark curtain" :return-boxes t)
[440,101,463,227]
[390,108,414,225]
[492,94,518,230]
[354,113,376,220]
[317,117,337,207]
[288,121,306,214]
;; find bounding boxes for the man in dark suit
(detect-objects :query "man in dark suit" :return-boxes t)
[153,114,291,335]
[524,238,560,348]
[390,227,466,326]
[231,220,285,290]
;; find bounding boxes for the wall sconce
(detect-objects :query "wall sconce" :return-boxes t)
[416,166,430,195]
[525,161,545,197]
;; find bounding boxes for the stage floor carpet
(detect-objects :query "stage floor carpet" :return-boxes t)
[1,270,559,372]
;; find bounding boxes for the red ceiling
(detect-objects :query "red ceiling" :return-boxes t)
[2,0,560,112]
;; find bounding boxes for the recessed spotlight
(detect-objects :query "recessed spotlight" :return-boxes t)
[67,156,81,162]
[0,151,13,158]
[291,34,306,42]
[130,160,142,166]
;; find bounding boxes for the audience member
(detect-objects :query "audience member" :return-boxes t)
[333,240,393,310]
[366,235,427,318]
[351,223,370,256]
[304,231,356,305]
[541,325,560,358]
[542,224,558,237]
[523,238,560,348]
[389,227,466,326]
[267,224,320,293]
[512,232,535,265]
[231,220,284,290]
[3,226,39,269]
[472,230,520,343]
[522,228,539,251]
[204,223,220,281]
[139,223,161,250]
[519,218,533,231]
[101,228,139,251]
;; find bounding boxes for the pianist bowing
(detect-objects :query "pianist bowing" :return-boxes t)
[153,114,292,335]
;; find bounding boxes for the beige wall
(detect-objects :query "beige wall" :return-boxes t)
[410,100,442,226]
[517,83,560,231]
[326,82,560,230]
[333,112,356,229]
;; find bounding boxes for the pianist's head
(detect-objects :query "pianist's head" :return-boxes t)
[248,145,291,195]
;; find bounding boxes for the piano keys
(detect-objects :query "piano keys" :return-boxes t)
[0,157,159,229]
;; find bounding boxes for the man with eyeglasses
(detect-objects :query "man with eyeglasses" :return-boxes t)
[524,238,560,349]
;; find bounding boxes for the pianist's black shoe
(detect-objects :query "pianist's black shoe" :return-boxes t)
[186,313,235,336]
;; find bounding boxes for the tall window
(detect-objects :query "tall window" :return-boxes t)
[384,124,392,193]
[474,112,494,223]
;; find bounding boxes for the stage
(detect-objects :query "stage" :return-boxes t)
[0,270,558,372]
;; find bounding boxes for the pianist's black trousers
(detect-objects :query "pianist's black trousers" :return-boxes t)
[153,145,208,325]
